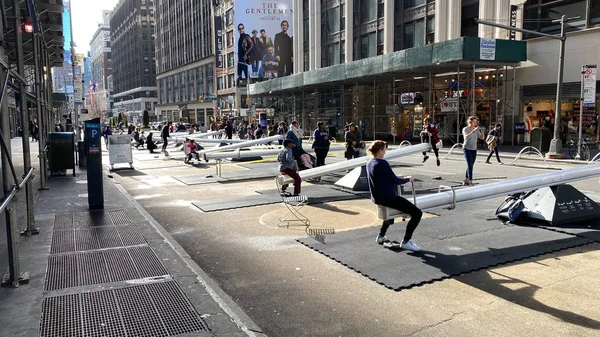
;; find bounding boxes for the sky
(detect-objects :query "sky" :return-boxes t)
[70,0,119,55]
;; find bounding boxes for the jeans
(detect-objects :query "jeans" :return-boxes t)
[314,147,329,167]
[237,62,248,79]
[486,146,501,163]
[280,168,301,195]
[463,148,477,180]
[378,197,422,242]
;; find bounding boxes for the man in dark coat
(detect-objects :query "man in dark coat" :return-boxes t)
[237,23,254,82]
[274,20,293,77]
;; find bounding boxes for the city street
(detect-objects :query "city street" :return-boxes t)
[113,143,600,337]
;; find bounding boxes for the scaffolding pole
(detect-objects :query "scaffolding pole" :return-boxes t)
[33,34,47,191]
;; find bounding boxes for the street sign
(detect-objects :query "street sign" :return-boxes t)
[81,108,88,114]
[583,65,597,107]
[204,97,217,101]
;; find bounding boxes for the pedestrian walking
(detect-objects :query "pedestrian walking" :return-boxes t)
[161,121,172,154]
[277,121,287,145]
[312,122,331,167]
[366,140,422,251]
[462,116,485,186]
[146,132,157,153]
[485,123,503,165]
[421,118,441,166]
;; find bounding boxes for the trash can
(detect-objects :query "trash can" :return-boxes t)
[48,132,75,176]
[530,127,552,153]
[78,140,87,168]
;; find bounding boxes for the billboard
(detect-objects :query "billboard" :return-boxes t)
[234,0,294,84]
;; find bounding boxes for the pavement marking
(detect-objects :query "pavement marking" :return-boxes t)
[397,166,454,175]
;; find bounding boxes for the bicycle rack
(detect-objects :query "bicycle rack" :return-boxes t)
[399,140,412,147]
[588,152,600,165]
[507,146,553,169]
[443,143,464,159]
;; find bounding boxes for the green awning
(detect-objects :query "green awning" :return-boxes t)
[248,36,527,95]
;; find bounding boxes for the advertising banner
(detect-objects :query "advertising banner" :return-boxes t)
[583,65,597,107]
[215,16,224,71]
[234,0,294,83]
[480,38,496,61]
[509,5,517,40]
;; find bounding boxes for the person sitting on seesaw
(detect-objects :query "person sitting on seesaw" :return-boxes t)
[366,140,423,252]
[277,139,301,196]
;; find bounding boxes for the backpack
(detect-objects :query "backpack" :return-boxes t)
[495,190,535,223]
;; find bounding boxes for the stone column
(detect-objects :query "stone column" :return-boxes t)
[309,0,321,70]
[383,0,394,54]
[447,0,462,40]
[478,0,495,38]
[294,0,304,72]
[345,0,353,62]
[434,0,448,43]
[495,0,511,39]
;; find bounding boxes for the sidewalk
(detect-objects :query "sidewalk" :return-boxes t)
[0,163,264,337]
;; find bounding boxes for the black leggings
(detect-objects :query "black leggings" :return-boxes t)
[422,139,439,158]
[314,147,329,167]
[378,196,422,242]
[486,146,501,163]
[162,137,168,150]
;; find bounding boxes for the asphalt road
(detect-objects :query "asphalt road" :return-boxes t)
[115,145,600,337]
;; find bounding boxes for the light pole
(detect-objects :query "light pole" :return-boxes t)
[475,15,578,159]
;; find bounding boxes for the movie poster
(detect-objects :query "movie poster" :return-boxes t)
[234,0,294,83]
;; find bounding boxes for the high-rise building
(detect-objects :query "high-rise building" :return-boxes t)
[111,0,158,123]
[82,52,92,107]
[154,0,214,125]
[89,10,113,113]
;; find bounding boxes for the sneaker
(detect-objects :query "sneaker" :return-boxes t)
[485,161,491,164]
[498,162,504,165]
[376,234,388,245]
[423,155,429,163]
[401,240,421,252]
[436,158,440,167]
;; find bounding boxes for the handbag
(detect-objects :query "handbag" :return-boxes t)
[485,134,496,145]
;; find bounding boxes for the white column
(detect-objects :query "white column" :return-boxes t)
[434,0,448,43]
[383,0,394,54]
[447,0,462,40]
[311,0,321,70]
[295,0,304,72]
[478,0,495,38]
[309,0,316,69]
[345,0,353,62]
[495,0,510,39]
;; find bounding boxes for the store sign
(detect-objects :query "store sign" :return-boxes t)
[583,65,597,107]
[215,16,224,71]
[480,38,496,61]
[440,98,459,112]
[509,5,518,40]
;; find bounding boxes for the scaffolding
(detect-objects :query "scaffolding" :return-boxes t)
[0,0,65,287]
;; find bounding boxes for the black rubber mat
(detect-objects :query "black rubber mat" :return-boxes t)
[192,185,363,212]
[297,218,593,290]
[539,218,600,242]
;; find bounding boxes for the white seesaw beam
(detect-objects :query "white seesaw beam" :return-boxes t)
[198,135,284,155]
[278,143,430,184]
[379,164,600,219]
[205,145,346,161]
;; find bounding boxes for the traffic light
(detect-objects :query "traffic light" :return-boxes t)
[199,97,204,103]
[24,20,33,33]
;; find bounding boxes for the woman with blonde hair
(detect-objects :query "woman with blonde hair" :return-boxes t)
[462,116,485,186]
[365,140,423,251]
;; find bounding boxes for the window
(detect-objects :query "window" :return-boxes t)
[181,72,187,101]
[593,0,600,25]
[340,4,346,31]
[197,67,204,98]
[189,70,196,101]
[360,0,377,23]
[206,64,214,95]
[403,19,424,49]
[360,32,376,59]
[174,75,179,102]
[426,17,435,44]
[404,0,426,10]
[326,42,340,67]
[394,25,402,51]
[225,9,234,26]
[226,30,234,47]
[217,76,224,90]
[227,74,235,88]
[523,0,587,37]
[340,40,346,63]
[326,7,341,34]
[227,52,234,68]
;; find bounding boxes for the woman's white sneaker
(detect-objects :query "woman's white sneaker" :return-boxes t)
[401,240,421,252]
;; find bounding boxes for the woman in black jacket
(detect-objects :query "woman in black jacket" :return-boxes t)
[146,132,157,153]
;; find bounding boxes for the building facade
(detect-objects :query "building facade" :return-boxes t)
[516,0,600,144]
[89,10,113,113]
[154,0,214,125]
[82,52,92,106]
[246,0,529,143]
[111,0,158,124]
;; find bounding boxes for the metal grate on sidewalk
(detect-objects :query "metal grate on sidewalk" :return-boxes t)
[50,225,147,254]
[40,281,210,337]
[45,246,169,291]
